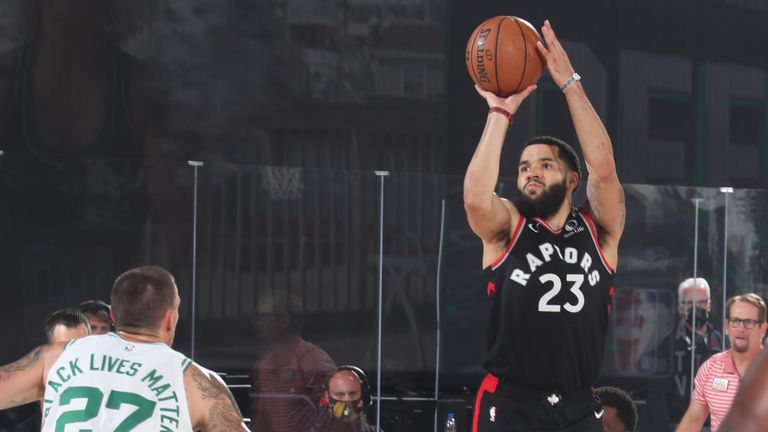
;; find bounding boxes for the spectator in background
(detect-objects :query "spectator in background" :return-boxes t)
[596,386,637,432]
[676,278,722,356]
[676,293,767,432]
[669,277,723,421]
[252,290,336,432]
[78,299,114,335]
[44,308,91,343]
[311,365,381,432]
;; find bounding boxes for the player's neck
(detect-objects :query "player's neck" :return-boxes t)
[541,202,573,231]
[116,330,165,345]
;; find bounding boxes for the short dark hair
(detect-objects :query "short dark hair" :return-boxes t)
[45,309,90,343]
[111,266,178,331]
[523,136,582,189]
[79,300,113,324]
[596,386,638,432]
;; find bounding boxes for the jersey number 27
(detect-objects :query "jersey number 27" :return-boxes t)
[53,386,156,432]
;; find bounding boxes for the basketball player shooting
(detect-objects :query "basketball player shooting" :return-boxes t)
[464,20,625,432]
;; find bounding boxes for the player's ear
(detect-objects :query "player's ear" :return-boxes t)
[567,170,579,190]
[163,308,175,331]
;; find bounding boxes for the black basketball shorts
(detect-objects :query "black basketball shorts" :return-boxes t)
[473,374,603,432]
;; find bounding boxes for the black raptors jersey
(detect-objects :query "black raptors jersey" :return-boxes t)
[483,208,615,391]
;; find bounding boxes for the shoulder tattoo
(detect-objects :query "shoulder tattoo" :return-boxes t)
[189,365,244,429]
[0,347,42,381]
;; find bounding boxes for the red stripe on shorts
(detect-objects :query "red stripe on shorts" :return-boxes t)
[473,374,499,432]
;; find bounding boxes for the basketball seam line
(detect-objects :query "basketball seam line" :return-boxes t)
[513,18,527,94]
[495,17,503,95]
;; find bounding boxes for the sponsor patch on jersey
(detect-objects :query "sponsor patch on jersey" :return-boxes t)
[712,377,729,392]
[563,219,585,238]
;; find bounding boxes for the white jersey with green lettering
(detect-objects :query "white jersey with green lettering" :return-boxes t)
[41,333,194,432]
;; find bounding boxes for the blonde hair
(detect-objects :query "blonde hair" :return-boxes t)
[726,293,767,322]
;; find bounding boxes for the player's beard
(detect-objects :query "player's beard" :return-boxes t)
[511,178,568,220]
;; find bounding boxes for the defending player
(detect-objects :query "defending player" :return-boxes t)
[464,20,625,431]
[0,266,249,431]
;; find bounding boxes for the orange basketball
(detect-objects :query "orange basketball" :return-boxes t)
[465,16,545,97]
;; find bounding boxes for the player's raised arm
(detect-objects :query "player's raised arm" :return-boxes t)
[464,84,536,267]
[536,20,625,256]
[0,344,58,409]
[185,363,249,432]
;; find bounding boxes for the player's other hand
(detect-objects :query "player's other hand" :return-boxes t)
[536,20,576,89]
[474,84,537,115]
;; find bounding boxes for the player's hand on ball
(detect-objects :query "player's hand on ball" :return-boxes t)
[475,84,537,115]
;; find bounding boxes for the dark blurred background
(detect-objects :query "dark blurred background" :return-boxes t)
[0,0,766,430]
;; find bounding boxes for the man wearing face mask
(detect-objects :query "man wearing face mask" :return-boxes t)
[310,366,381,432]
[669,277,723,423]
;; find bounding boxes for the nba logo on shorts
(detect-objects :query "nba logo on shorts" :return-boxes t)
[489,406,496,423]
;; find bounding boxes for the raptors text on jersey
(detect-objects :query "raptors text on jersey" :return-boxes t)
[483,208,615,391]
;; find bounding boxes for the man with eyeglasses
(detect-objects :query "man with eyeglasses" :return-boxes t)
[675,293,767,432]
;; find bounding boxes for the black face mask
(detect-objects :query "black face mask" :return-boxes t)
[685,306,710,328]
[511,178,568,220]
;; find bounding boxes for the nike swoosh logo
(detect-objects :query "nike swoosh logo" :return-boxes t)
[594,409,604,419]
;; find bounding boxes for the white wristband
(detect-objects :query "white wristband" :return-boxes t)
[559,73,581,93]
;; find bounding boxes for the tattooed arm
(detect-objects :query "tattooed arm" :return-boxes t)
[537,20,625,268]
[185,363,249,432]
[0,346,50,409]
